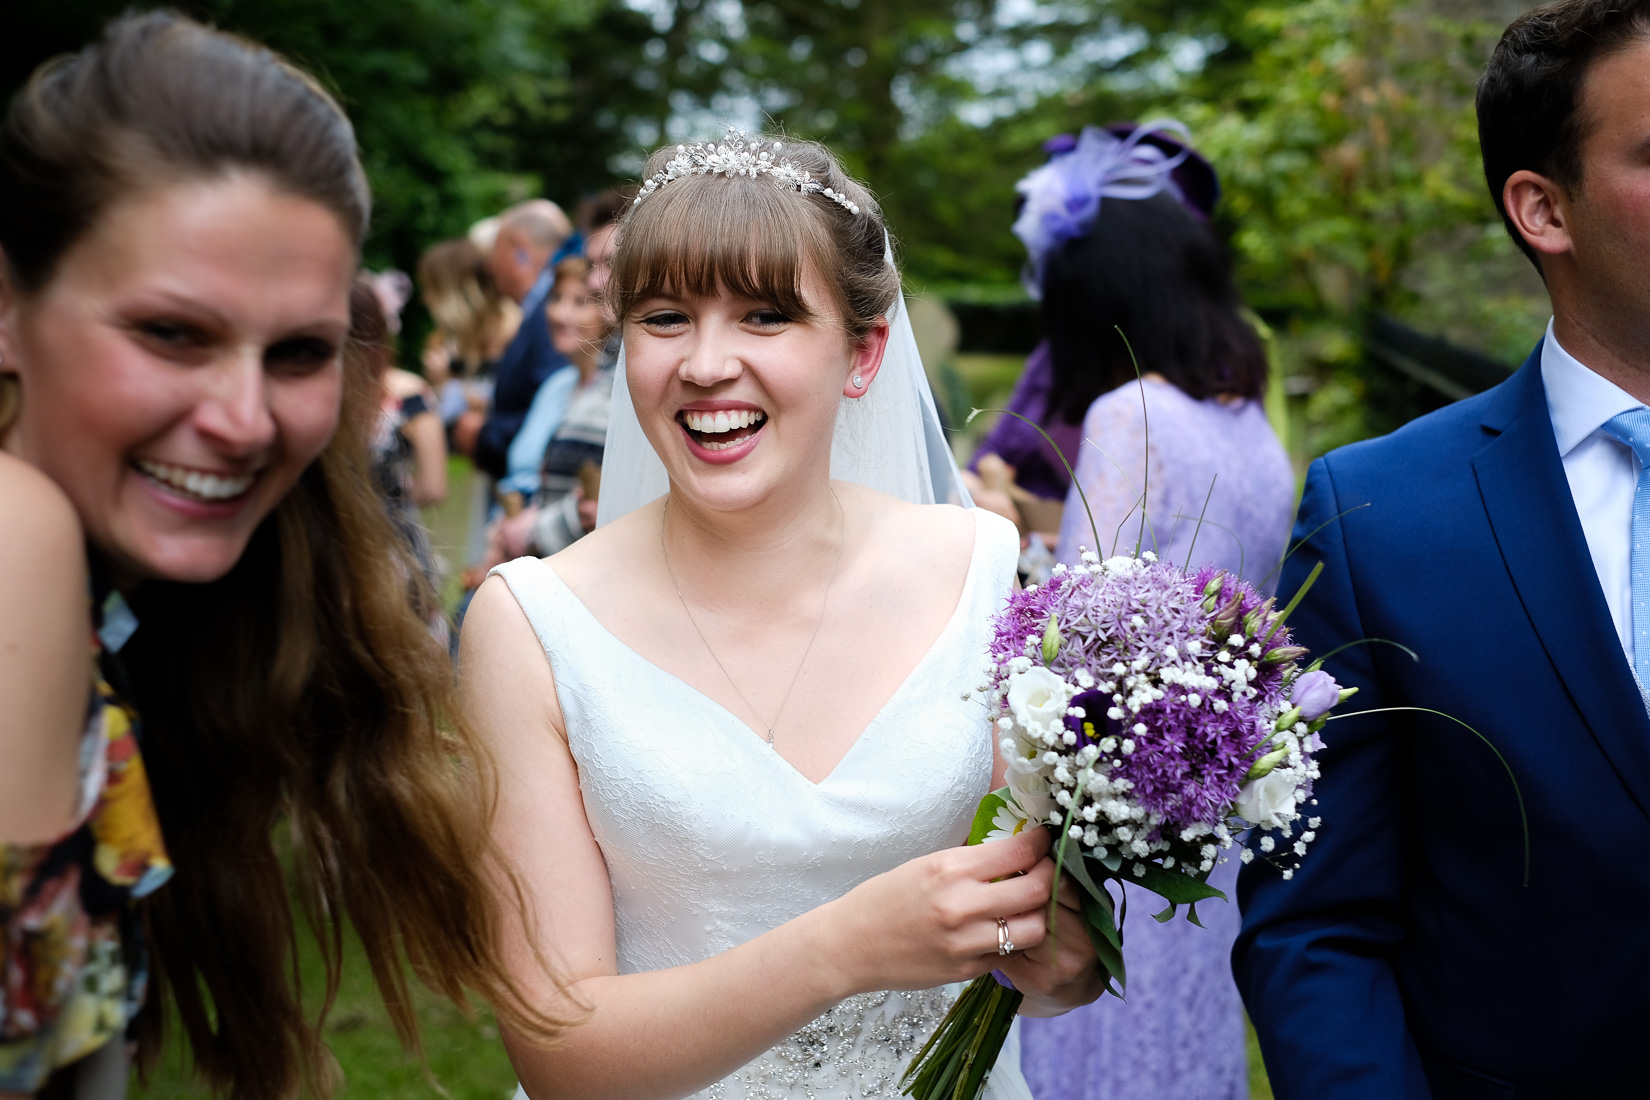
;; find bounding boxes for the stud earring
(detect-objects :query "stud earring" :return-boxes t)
[851,374,864,390]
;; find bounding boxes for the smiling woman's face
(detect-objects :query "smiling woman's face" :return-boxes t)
[623,268,885,513]
[0,173,355,583]
[548,272,602,361]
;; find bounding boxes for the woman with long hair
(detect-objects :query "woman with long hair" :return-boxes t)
[1016,124,1294,1100]
[418,236,521,382]
[460,132,1106,1100]
[417,236,520,450]
[0,13,565,1097]
[490,255,613,560]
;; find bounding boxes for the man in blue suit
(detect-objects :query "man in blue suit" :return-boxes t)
[1236,2,1650,1094]
[472,199,574,480]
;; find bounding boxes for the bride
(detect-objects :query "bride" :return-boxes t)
[460,132,1104,1100]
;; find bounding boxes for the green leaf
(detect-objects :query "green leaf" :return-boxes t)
[1053,834,1112,909]
[965,789,1010,846]
[1079,889,1127,999]
[1124,860,1230,909]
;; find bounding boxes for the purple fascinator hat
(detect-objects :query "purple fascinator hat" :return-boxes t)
[1013,119,1220,298]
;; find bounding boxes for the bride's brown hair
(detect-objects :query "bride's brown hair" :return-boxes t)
[0,11,571,1097]
[609,135,900,339]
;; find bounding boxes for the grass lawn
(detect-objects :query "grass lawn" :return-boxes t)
[130,922,521,1099]
[130,915,1277,1098]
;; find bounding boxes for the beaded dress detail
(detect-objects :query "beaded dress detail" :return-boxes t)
[493,508,1033,1100]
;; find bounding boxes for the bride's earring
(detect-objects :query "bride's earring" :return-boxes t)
[851,374,864,391]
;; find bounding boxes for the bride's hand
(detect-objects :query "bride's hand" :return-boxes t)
[821,828,1056,994]
[998,871,1106,1015]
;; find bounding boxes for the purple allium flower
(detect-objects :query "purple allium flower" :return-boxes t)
[988,559,1309,840]
[1290,669,1341,721]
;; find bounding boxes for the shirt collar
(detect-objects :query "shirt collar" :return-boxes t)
[1541,317,1645,457]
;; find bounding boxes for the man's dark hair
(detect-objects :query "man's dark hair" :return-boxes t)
[1477,0,1650,268]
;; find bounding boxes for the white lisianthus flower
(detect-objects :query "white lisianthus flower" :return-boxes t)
[1004,724,1045,774]
[1006,665,1071,733]
[1006,766,1059,824]
[985,798,1033,842]
[1235,768,1300,830]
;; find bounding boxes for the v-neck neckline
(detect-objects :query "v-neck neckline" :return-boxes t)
[538,511,985,789]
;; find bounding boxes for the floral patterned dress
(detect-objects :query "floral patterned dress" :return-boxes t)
[0,590,172,1091]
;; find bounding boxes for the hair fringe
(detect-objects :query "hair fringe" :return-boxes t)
[609,135,898,341]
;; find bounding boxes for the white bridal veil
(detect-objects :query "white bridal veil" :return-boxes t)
[595,240,974,525]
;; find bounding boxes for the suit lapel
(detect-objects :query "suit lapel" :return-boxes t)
[1473,345,1650,821]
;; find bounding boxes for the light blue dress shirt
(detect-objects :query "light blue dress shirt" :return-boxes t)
[1541,318,1647,665]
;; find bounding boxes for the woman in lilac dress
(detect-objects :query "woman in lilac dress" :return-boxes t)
[966,126,1230,555]
[1014,125,1295,1100]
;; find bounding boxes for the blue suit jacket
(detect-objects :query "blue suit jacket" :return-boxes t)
[1235,344,1650,1097]
[474,261,568,479]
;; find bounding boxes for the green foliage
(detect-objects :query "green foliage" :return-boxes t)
[3,0,1549,456]
[186,0,672,269]
[4,0,672,273]
[1156,0,1547,454]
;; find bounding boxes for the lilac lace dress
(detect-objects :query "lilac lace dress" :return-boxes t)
[1022,377,1294,1100]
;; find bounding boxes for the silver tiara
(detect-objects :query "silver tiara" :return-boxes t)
[632,128,862,216]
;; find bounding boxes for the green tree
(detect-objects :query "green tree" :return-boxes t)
[1160,0,1546,453]
[4,0,673,271]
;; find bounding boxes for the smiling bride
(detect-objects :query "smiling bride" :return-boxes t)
[459,132,1105,1100]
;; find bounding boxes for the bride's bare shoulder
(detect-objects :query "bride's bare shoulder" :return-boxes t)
[837,483,978,578]
[543,499,661,592]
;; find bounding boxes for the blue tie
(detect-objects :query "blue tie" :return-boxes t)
[1604,409,1650,685]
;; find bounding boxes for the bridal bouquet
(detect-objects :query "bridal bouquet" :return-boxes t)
[902,548,1350,1100]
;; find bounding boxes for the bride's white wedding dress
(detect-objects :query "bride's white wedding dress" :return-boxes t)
[496,507,1034,1100]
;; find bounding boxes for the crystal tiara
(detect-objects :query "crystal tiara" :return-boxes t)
[632,128,863,216]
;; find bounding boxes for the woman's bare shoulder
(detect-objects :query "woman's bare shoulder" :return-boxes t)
[545,500,658,592]
[837,485,977,585]
[0,453,83,576]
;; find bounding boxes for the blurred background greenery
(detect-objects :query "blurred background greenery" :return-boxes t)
[4,1,1541,1094]
[4,0,1549,474]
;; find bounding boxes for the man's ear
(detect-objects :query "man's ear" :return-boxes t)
[1504,169,1574,260]
[843,318,890,398]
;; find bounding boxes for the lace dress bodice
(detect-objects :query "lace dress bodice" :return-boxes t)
[494,508,1033,1100]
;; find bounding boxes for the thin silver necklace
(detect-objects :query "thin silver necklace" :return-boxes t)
[661,493,845,747]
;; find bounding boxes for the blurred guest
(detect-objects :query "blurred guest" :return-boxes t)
[965,127,1228,559]
[1014,123,1293,1100]
[490,255,612,561]
[472,199,574,478]
[496,187,634,504]
[576,186,631,300]
[350,276,445,589]
[416,236,519,443]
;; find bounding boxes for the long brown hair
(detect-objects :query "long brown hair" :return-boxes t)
[417,236,519,374]
[0,12,570,1097]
